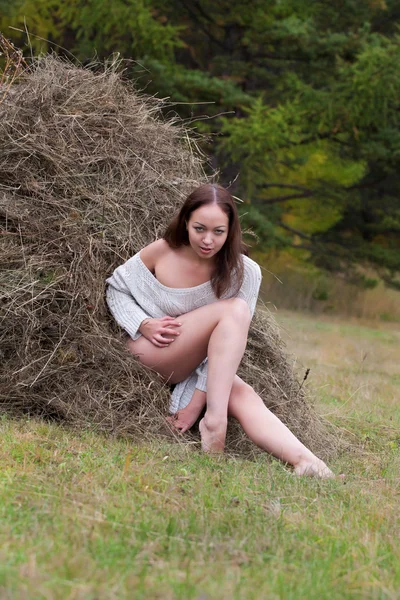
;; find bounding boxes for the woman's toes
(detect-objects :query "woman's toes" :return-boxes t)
[294,460,335,479]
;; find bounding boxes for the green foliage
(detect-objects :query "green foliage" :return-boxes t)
[0,0,62,53]
[60,0,182,61]
[132,59,251,126]
[239,204,289,251]
[0,0,182,58]
[217,19,400,285]
[2,0,400,285]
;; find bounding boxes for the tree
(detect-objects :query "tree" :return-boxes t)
[0,0,181,61]
[219,30,400,287]
[2,0,400,285]
[147,1,400,287]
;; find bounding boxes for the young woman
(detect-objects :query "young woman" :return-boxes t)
[106,183,335,477]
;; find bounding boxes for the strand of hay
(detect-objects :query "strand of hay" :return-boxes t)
[0,52,342,459]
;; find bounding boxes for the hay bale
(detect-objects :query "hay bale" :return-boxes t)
[0,54,340,459]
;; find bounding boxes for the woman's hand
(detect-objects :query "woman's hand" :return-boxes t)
[139,316,182,348]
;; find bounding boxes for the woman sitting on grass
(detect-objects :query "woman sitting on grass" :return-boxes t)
[106,183,335,477]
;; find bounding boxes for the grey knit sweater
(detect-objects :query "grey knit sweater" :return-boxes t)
[106,250,262,412]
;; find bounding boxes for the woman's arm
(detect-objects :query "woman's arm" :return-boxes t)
[106,238,180,344]
[105,284,150,341]
[105,240,163,340]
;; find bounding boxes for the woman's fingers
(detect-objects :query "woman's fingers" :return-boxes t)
[152,335,170,347]
[154,333,174,345]
[153,340,169,348]
[151,320,182,346]
[161,317,182,327]
[161,327,180,337]
[161,316,181,324]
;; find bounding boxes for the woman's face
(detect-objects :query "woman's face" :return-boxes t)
[187,203,229,260]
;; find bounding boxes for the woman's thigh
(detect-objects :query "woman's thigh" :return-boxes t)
[126,298,250,384]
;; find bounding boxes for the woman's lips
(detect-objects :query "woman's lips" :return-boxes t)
[200,246,212,253]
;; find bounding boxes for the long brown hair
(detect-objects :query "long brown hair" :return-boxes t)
[164,183,247,298]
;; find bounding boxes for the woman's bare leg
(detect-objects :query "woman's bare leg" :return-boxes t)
[228,376,334,477]
[200,299,251,451]
[126,298,251,451]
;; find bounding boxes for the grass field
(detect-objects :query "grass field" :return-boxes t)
[1,311,399,599]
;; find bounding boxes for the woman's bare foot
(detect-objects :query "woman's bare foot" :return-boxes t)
[199,417,226,453]
[166,403,203,434]
[166,390,206,434]
[294,458,336,479]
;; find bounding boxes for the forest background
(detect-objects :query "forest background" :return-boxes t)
[2,0,400,320]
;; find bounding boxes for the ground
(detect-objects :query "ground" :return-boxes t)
[0,310,399,599]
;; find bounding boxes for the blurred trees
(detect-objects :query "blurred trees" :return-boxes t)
[1,0,400,287]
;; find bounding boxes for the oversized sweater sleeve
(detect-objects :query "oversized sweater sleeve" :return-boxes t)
[105,257,151,341]
[236,255,262,318]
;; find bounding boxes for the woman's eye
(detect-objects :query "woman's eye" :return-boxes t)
[193,226,224,234]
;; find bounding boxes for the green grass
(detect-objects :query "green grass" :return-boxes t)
[1,311,400,599]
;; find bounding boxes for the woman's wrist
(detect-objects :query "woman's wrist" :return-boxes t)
[139,318,151,333]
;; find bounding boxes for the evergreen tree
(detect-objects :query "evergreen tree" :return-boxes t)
[2,0,400,285]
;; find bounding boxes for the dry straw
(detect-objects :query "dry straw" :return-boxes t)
[0,47,342,459]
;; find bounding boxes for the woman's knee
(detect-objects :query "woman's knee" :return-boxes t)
[221,297,251,325]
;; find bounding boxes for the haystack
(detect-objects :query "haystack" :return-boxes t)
[0,51,340,459]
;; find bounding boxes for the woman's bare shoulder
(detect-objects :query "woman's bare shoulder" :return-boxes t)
[139,239,170,273]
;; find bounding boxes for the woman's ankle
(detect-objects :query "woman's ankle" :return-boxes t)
[203,412,228,433]
[291,449,318,469]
